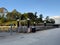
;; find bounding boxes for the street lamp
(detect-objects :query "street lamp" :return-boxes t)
[32,22,36,33]
[17,19,19,32]
[34,22,36,26]
[10,23,13,35]
[17,19,19,27]
[44,20,46,26]
[27,18,30,33]
[27,18,30,28]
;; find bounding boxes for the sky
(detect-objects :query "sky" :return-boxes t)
[0,0,60,18]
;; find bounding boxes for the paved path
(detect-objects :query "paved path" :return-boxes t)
[0,28,60,45]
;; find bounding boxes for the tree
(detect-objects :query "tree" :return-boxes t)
[1,17,7,23]
[27,12,36,21]
[35,12,37,19]
[45,16,55,23]
[6,9,21,21]
[39,14,43,22]
[46,16,49,20]
[21,14,26,20]
[6,12,12,21]
[24,13,28,18]
[49,18,55,24]
[11,9,21,20]
[45,16,50,23]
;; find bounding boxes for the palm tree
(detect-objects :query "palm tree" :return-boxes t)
[39,14,43,22]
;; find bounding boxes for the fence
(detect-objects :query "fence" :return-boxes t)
[0,23,60,32]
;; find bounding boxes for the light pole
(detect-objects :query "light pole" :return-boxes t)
[32,22,36,32]
[10,23,13,35]
[34,22,36,26]
[17,19,20,32]
[44,20,46,26]
[17,19,19,27]
[27,18,30,33]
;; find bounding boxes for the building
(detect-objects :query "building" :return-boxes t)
[0,7,8,17]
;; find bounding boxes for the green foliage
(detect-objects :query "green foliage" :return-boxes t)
[35,12,37,19]
[6,9,21,21]
[28,13,35,21]
[21,14,27,20]
[45,16,55,24]
[49,18,55,24]
[21,12,38,22]
[45,16,49,20]
[0,17,7,23]
[0,8,55,25]
[45,16,50,23]
[39,14,43,22]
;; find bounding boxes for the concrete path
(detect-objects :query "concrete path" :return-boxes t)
[0,28,60,45]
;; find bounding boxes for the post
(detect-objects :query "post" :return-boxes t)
[34,22,36,26]
[32,22,36,32]
[17,19,20,32]
[44,20,46,26]
[10,24,13,35]
[27,18,30,33]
